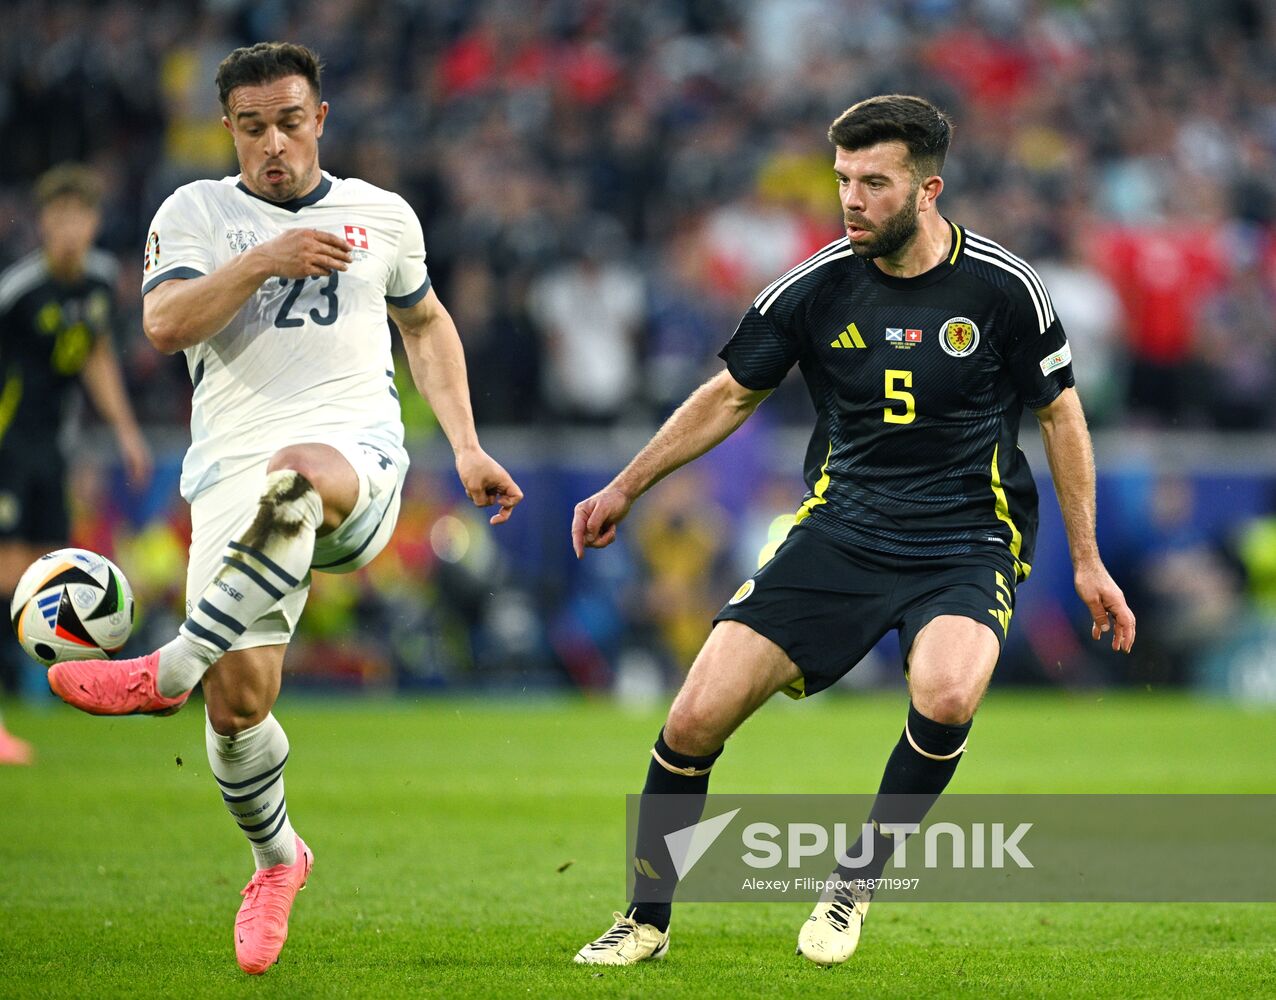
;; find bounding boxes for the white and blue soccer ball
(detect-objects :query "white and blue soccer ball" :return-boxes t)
[10,548,135,666]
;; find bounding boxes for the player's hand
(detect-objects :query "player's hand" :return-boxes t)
[1074,561,1135,653]
[456,448,523,525]
[254,228,353,279]
[119,429,154,489]
[571,487,633,558]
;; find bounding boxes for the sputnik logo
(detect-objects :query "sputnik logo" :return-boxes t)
[663,808,741,879]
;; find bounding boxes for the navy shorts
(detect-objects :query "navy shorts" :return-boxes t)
[713,523,1017,698]
[0,447,68,544]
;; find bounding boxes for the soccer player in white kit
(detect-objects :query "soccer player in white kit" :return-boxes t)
[48,42,523,975]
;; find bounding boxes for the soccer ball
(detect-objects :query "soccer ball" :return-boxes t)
[10,548,135,666]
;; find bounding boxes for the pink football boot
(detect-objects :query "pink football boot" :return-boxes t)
[48,650,189,716]
[0,727,34,765]
[235,837,314,974]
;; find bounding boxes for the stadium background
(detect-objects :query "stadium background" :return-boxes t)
[3,0,1276,701]
[5,3,1276,998]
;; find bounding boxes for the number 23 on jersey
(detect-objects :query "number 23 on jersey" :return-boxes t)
[273,273,340,328]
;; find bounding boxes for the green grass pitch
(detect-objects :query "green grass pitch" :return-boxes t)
[2,691,1274,998]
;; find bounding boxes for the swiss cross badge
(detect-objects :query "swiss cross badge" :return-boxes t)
[344,225,370,249]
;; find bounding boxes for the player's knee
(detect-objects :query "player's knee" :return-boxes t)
[266,450,350,532]
[914,689,978,726]
[663,701,727,757]
[249,463,325,540]
[204,691,271,736]
[266,449,324,493]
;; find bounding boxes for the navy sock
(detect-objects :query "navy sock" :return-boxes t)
[629,728,722,932]
[836,703,971,887]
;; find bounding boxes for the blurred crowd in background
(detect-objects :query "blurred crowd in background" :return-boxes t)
[3,0,1276,699]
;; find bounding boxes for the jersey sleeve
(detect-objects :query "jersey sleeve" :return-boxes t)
[717,305,801,390]
[385,198,431,307]
[141,186,215,295]
[1004,280,1075,411]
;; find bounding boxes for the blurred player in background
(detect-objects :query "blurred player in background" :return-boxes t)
[572,95,1134,966]
[46,42,522,973]
[0,164,153,765]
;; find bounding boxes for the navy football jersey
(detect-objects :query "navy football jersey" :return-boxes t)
[0,249,115,449]
[719,223,1074,579]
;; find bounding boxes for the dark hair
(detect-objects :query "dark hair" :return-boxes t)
[35,162,102,209]
[215,42,323,110]
[828,95,953,177]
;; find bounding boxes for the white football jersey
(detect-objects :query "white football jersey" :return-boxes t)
[142,172,423,500]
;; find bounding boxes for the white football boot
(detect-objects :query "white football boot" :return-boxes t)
[574,910,670,965]
[797,879,872,965]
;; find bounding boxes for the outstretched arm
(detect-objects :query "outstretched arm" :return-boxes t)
[389,288,522,524]
[1035,387,1135,652]
[572,369,770,557]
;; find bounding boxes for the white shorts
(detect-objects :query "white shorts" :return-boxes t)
[185,435,407,650]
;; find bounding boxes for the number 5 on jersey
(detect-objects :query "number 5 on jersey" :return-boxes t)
[884,369,915,424]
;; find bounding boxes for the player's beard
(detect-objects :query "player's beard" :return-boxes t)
[846,187,921,261]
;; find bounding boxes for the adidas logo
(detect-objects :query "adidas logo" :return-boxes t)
[830,323,866,349]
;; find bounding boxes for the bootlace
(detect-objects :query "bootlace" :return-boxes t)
[826,897,855,932]
[123,667,151,696]
[595,911,639,948]
[825,885,869,933]
[239,865,287,909]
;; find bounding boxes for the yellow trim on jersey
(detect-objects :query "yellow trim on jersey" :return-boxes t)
[990,443,1031,580]
[988,570,1014,635]
[782,674,806,700]
[948,222,963,265]
[0,372,24,447]
[794,442,833,524]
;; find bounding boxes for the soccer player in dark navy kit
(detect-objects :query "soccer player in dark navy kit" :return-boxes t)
[572,95,1135,966]
[0,164,151,765]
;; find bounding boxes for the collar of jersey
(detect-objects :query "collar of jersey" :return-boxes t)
[862,220,963,289]
[235,173,333,213]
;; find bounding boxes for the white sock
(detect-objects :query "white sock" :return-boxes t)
[158,470,322,698]
[156,636,218,698]
[206,712,298,869]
